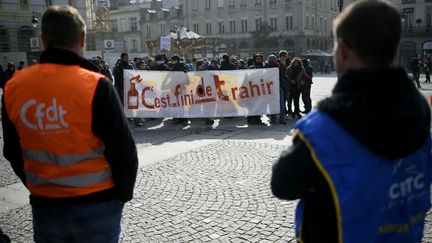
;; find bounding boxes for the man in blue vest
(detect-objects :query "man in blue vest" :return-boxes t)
[271,0,432,242]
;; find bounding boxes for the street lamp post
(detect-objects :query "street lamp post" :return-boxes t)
[170,25,182,56]
[31,12,39,28]
[338,0,344,12]
[171,24,191,58]
[30,12,42,64]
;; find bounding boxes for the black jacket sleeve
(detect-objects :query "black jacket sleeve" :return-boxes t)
[1,95,26,186]
[92,78,138,203]
[271,136,323,200]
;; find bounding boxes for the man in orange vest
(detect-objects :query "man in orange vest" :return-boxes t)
[1,6,138,242]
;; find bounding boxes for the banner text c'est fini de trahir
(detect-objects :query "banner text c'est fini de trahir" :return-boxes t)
[123,68,280,118]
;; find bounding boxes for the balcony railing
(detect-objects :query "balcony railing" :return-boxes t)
[401,25,432,36]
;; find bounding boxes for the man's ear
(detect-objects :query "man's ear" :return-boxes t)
[79,31,86,48]
[337,38,350,62]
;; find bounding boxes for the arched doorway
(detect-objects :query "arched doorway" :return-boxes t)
[399,41,417,69]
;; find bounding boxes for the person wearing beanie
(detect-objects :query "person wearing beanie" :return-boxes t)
[154,54,163,61]
[169,54,189,126]
[220,54,237,70]
[208,59,219,70]
[237,59,246,69]
[247,53,265,125]
[267,54,278,64]
[152,54,168,71]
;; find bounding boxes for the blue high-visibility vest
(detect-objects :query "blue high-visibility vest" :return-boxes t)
[294,111,432,243]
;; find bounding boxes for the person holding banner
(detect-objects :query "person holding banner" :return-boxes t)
[220,54,237,70]
[134,59,149,126]
[208,59,220,70]
[113,52,134,105]
[196,59,215,125]
[169,54,189,126]
[272,0,431,242]
[247,54,265,125]
[153,54,169,71]
[2,6,138,242]
[264,54,282,124]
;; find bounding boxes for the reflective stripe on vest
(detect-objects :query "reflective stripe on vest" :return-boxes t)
[22,146,105,167]
[25,169,112,187]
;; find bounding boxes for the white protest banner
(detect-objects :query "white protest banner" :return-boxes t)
[95,0,110,7]
[160,35,171,52]
[123,68,280,118]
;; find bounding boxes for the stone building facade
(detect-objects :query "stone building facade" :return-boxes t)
[160,0,341,58]
[0,0,87,65]
[392,0,432,68]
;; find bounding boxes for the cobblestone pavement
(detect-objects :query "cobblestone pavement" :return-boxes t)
[1,75,432,242]
[0,163,18,188]
[0,139,297,243]
[121,140,295,242]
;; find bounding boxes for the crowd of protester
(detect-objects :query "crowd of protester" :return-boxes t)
[0,51,318,127]
[91,51,315,127]
[2,51,430,128]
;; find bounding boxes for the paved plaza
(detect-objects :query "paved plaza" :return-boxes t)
[1,74,432,242]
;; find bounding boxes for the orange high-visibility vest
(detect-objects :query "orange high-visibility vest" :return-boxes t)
[4,63,114,198]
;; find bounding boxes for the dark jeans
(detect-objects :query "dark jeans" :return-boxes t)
[286,91,292,113]
[32,200,124,243]
[284,88,293,113]
[279,88,286,118]
[289,87,301,114]
[301,83,312,112]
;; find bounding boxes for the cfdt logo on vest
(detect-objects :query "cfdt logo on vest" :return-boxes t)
[20,98,69,130]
